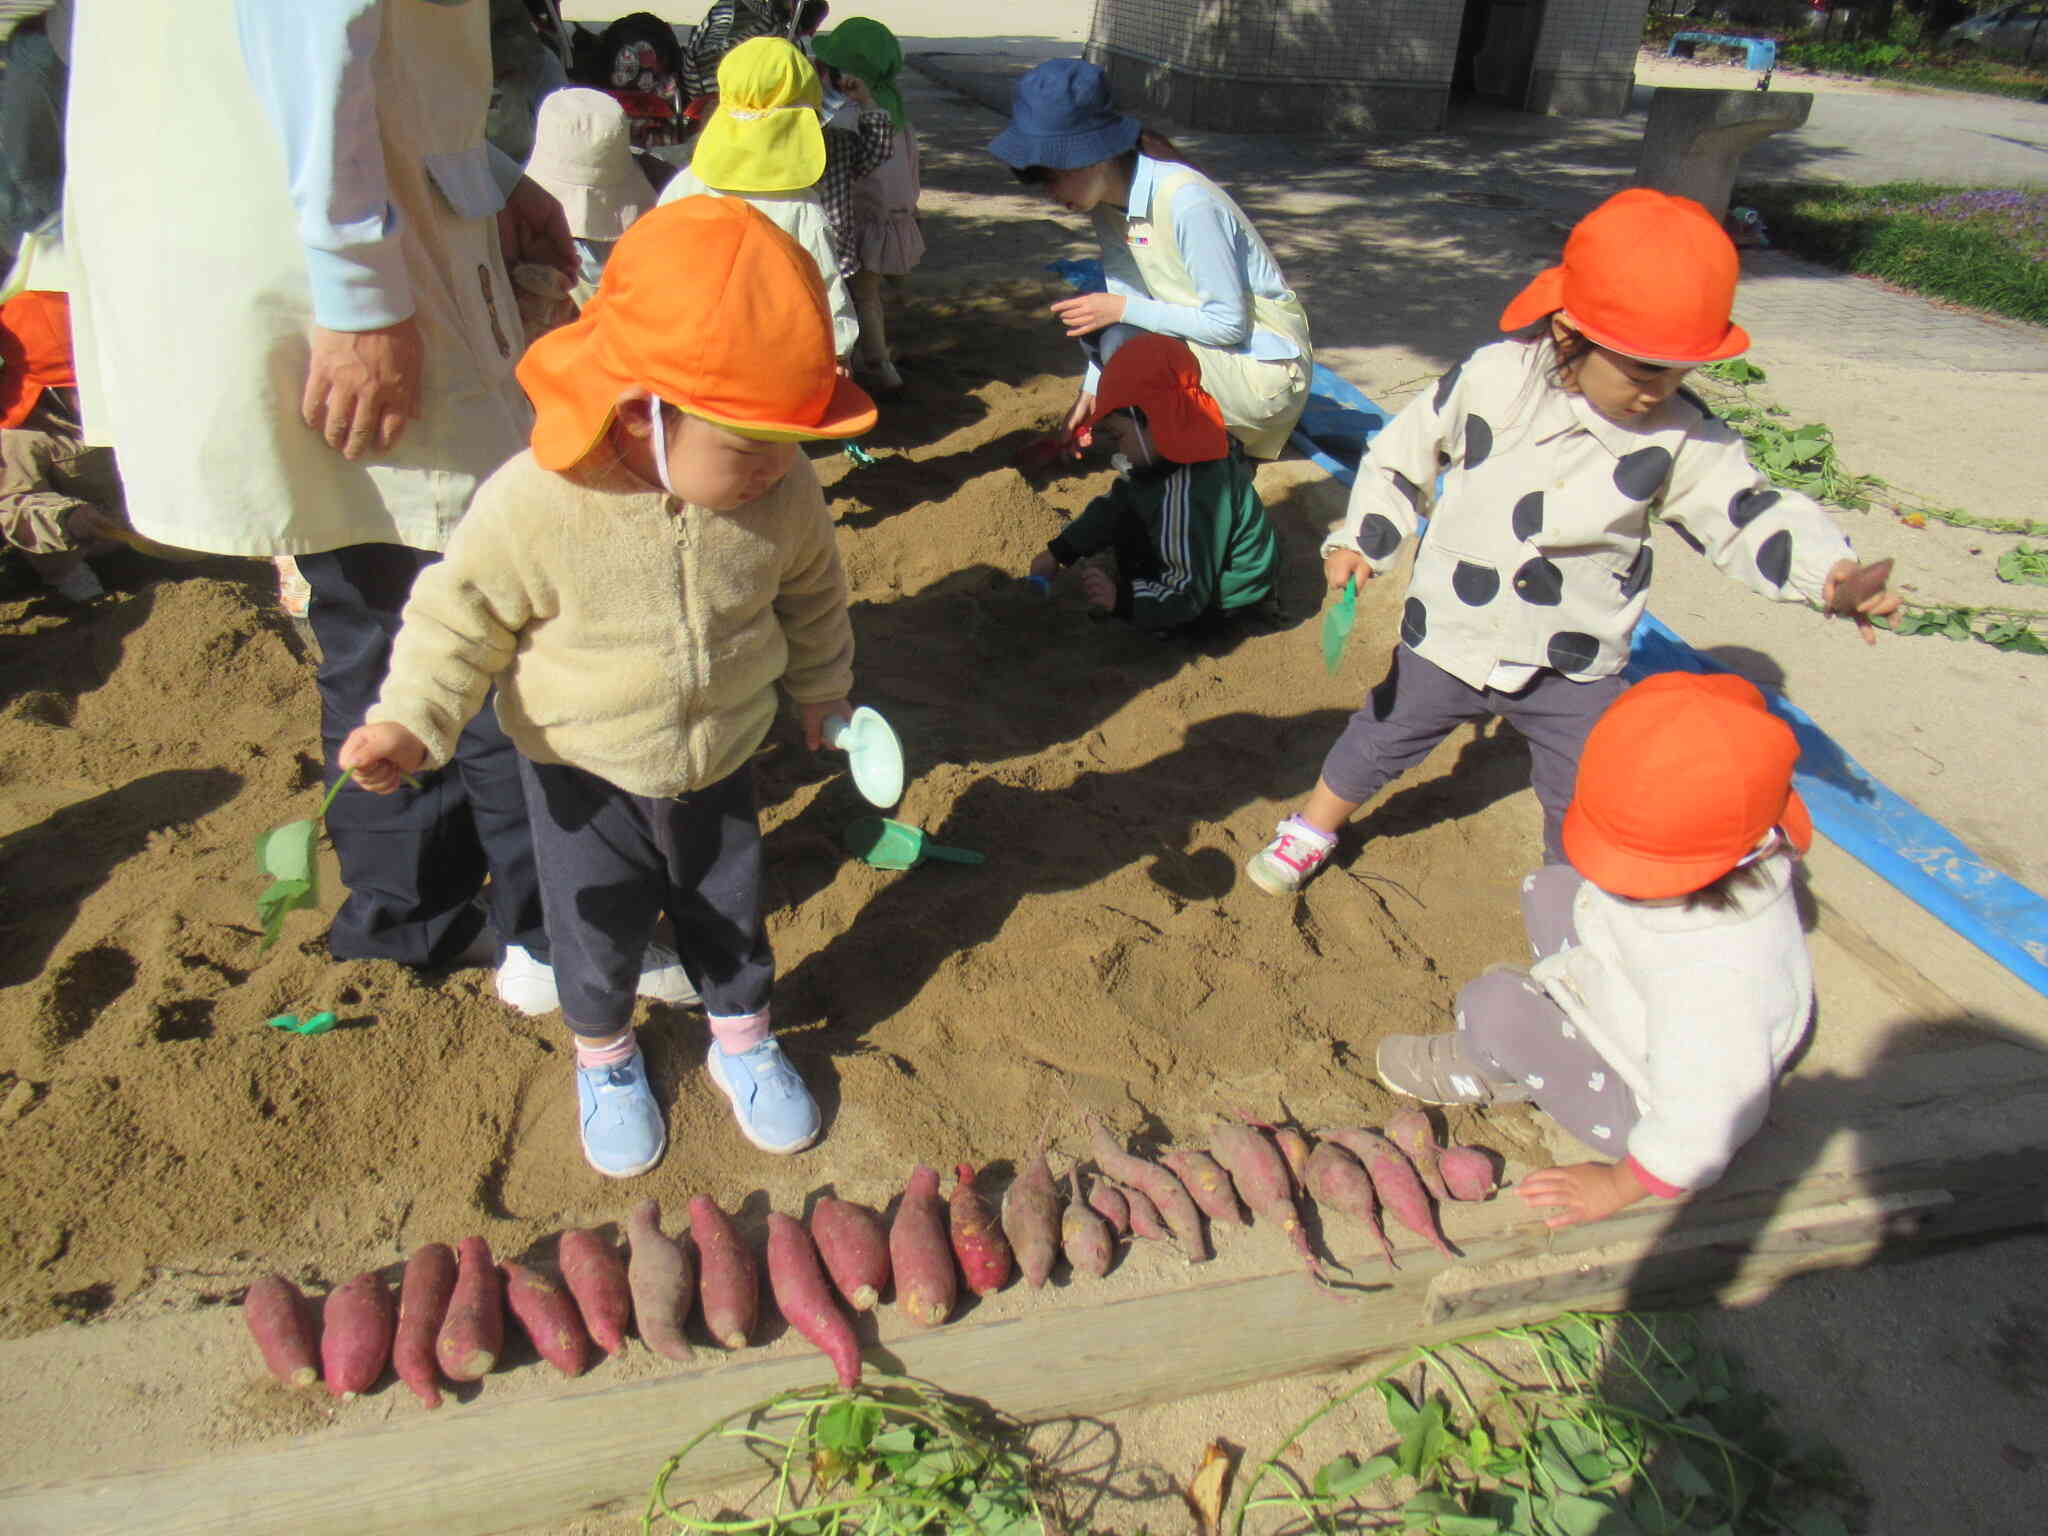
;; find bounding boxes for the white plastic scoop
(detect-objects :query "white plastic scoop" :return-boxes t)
[822,705,904,809]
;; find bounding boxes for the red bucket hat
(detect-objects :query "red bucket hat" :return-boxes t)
[518,196,875,469]
[1563,671,1811,900]
[0,290,77,430]
[1499,188,1750,366]
[1084,335,1230,464]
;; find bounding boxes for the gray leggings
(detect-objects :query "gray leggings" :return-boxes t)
[1455,864,1641,1155]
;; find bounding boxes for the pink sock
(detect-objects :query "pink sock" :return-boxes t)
[573,1029,636,1068]
[708,1008,771,1055]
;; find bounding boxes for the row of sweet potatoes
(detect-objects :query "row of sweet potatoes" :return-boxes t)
[242,1111,1499,1402]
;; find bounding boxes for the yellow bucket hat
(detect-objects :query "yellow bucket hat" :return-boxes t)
[691,37,827,193]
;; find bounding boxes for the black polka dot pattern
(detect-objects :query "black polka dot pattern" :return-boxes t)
[1390,469,1424,511]
[1756,529,1792,588]
[1357,513,1403,560]
[1729,486,1781,528]
[1619,544,1653,600]
[1464,415,1493,470]
[1512,556,1564,606]
[1511,491,1544,543]
[1547,631,1600,673]
[1400,597,1427,648]
[1433,363,1462,413]
[1452,561,1499,606]
[1613,446,1672,501]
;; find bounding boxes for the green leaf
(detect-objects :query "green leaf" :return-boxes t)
[1670,1450,1717,1500]
[812,1399,879,1456]
[1536,1441,1587,1494]
[255,816,319,882]
[1546,1493,1640,1536]
[1789,1514,1851,1536]
[1314,1453,1396,1498]
[1396,1399,1452,1481]
[869,1426,919,1455]
[1379,1377,1421,1435]
[1401,1490,1467,1529]
[1436,1517,1502,1536]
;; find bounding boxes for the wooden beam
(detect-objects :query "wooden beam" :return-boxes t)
[4,1043,2045,1535]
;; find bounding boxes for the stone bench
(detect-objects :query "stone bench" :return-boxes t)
[1634,86,1813,223]
[1666,31,1780,73]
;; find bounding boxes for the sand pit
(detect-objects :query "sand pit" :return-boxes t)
[0,282,1558,1493]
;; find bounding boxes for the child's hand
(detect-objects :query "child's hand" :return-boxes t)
[1061,390,1096,455]
[337,722,428,795]
[802,698,852,751]
[1028,551,1059,584]
[1518,1161,1650,1230]
[1079,567,1117,611]
[1323,547,1371,591]
[1051,292,1127,339]
[1821,557,1901,646]
[841,74,876,108]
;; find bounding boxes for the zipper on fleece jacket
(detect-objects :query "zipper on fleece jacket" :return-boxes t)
[672,511,707,782]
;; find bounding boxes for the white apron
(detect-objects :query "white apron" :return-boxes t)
[65,0,531,556]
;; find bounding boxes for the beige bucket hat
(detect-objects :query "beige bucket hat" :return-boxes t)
[523,88,656,241]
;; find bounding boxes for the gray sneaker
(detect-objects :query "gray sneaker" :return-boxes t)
[1376,1032,1532,1106]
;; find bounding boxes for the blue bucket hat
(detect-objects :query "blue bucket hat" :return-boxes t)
[987,58,1141,171]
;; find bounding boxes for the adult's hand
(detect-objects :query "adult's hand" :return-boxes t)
[304,319,424,459]
[1051,291,1127,339]
[497,174,576,282]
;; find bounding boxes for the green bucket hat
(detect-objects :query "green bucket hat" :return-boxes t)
[812,18,906,128]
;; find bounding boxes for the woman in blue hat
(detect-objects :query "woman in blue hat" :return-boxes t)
[989,58,1311,461]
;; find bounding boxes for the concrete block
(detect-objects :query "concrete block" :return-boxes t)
[1634,86,1813,222]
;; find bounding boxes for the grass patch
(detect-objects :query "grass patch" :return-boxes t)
[1777,39,2048,99]
[1735,180,2048,326]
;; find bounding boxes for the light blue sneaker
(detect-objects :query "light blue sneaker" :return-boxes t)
[575,1045,667,1178]
[705,1039,820,1154]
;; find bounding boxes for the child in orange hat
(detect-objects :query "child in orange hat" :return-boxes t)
[1026,334,1279,634]
[338,197,876,1178]
[1377,671,1818,1228]
[1245,188,1900,899]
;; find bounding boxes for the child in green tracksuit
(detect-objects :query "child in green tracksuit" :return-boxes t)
[1027,334,1279,632]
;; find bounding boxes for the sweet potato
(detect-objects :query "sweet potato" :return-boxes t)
[889,1163,957,1328]
[1439,1145,1500,1202]
[626,1199,694,1363]
[1086,1175,1130,1235]
[1086,1114,1209,1261]
[1387,1109,1450,1203]
[436,1236,503,1382]
[1000,1128,1062,1289]
[1162,1148,1246,1227]
[810,1196,890,1312]
[322,1270,395,1398]
[951,1163,1014,1295]
[1274,1128,1313,1188]
[503,1262,590,1378]
[1061,1167,1115,1278]
[1326,1128,1457,1260]
[1210,1121,1323,1282]
[1304,1140,1398,1273]
[689,1195,759,1350]
[1828,555,1894,618]
[243,1274,319,1389]
[1121,1180,1168,1241]
[393,1242,456,1407]
[559,1228,632,1355]
[766,1212,862,1389]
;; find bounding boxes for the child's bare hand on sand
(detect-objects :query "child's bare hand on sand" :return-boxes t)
[802,698,852,751]
[1518,1161,1649,1229]
[338,722,428,794]
[1821,557,1901,645]
[1323,547,1370,591]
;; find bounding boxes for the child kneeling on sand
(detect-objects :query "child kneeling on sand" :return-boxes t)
[339,198,876,1178]
[1376,672,1816,1229]
[1027,334,1279,634]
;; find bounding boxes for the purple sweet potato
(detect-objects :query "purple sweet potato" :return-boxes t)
[1086,1114,1209,1261]
[1061,1167,1115,1278]
[502,1262,590,1378]
[689,1195,760,1349]
[1000,1128,1062,1289]
[243,1274,319,1389]
[1326,1128,1458,1259]
[1210,1121,1323,1282]
[394,1242,456,1407]
[1439,1145,1500,1202]
[810,1196,890,1312]
[626,1198,695,1364]
[1274,1128,1313,1188]
[321,1270,396,1398]
[950,1163,1014,1296]
[767,1212,862,1389]
[1162,1148,1247,1227]
[889,1163,958,1327]
[559,1227,632,1355]
[1121,1180,1168,1241]
[1304,1140,1398,1273]
[1387,1109,1450,1203]
[1086,1175,1131,1236]
[436,1236,503,1382]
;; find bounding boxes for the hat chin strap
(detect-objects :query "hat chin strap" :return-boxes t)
[1732,827,1783,870]
[652,396,679,498]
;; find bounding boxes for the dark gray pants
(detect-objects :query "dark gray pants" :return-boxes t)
[1456,863,1641,1155]
[1320,646,1626,862]
[518,756,773,1034]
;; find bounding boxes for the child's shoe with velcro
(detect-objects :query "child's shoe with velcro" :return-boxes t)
[1376,1032,1532,1107]
[575,1043,668,1178]
[706,1039,820,1154]
[1244,814,1337,896]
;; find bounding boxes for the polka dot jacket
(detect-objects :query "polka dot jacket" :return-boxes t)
[1322,338,1853,691]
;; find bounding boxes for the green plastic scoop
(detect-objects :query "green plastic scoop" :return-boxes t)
[844,817,986,872]
[1320,576,1357,674]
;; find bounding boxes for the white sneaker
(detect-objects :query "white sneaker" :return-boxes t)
[1244,815,1337,896]
[493,941,700,1017]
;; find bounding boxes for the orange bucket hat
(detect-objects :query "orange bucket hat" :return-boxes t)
[1499,188,1750,366]
[0,290,77,430]
[518,196,875,469]
[1084,335,1230,464]
[1563,671,1812,900]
